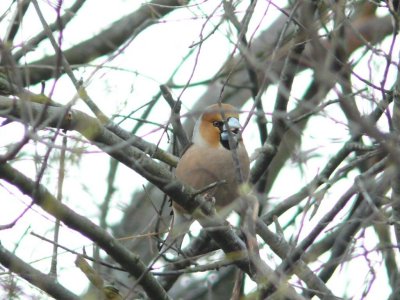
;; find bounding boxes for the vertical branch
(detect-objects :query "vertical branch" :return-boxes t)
[160,85,190,151]
[387,3,400,285]
[374,216,399,293]
[223,0,268,144]
[390,63,400,247]
[4,0,31,44]
[92,157,119,280]
[250,27,308,187]
[231,270,244,300]
[50,135,67,277]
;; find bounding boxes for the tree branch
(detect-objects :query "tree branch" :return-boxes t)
[13,0,87,61]
[0,95,178,167]
[160,84,190,151]
[0,243,80,300]
[256,220,336,299]
[0,162,171,300]
[21,0,190,85]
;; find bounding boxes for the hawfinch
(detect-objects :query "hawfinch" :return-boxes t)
[163,103,250,252]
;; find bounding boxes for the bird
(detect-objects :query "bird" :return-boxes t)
[163,103,250,252]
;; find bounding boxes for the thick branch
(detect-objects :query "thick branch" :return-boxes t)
[391,65,400,246]
[22,0,190,85]
[0,96,178,167]
[0,243,80,300]
[0,162,170,300]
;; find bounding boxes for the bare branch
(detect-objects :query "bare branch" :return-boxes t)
[13,0,87,61]
[21,0,190,85]
[0,162,171,300]
[0,95,178,167]
[0,243,80,300]
[160,84,190,151]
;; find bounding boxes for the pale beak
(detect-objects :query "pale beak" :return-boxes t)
[220,117,241,149]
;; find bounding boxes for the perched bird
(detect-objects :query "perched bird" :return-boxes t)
[163,103,250,252]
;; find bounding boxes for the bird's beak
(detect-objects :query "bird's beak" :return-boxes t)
[220,117,241,148]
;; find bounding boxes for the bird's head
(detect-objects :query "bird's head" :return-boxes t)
[193,103,243,150]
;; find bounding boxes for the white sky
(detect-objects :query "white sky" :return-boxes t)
[0,0,397,299]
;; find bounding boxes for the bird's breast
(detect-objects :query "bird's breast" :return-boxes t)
[175,143,250,209]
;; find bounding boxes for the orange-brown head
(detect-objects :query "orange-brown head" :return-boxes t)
[193,103,243,149]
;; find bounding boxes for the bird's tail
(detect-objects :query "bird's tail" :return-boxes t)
[161,211,192,254]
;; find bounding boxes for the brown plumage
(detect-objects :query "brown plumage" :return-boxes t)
[163,103,250,252]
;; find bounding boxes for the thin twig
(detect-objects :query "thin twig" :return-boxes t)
[30,231,125,272]
[50,135,67,278]
[160,85,190,150]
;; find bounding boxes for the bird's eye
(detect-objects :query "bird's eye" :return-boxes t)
[212,121,223,128]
